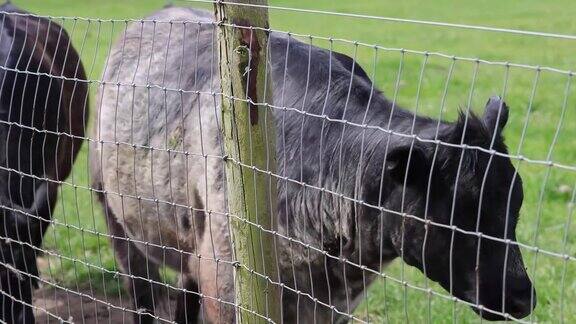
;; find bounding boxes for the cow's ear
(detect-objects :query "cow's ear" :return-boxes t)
[386,144,429,186]
[483,96,509,134]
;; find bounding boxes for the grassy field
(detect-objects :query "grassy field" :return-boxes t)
[11,0,576,322]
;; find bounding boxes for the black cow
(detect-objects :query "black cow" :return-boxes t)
[0,3,88,323]
[91,7,535,323]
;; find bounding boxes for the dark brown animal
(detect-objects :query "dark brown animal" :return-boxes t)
[0,3,88,323]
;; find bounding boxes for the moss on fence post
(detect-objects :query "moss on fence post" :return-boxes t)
[214,1,280,323]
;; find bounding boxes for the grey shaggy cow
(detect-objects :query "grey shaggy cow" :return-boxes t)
[91,7,535,323]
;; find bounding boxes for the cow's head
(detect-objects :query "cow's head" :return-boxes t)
[380,97,535,320]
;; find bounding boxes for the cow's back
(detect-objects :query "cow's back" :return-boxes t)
[95,2,371,262]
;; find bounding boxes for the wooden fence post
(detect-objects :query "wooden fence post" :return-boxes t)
[214,1,280,323]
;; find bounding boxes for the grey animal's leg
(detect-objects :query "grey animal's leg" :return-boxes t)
[98,193,170,324]
[191,231,236,323]
[174,275,200,324]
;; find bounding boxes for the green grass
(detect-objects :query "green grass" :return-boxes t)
[12,0,576,322]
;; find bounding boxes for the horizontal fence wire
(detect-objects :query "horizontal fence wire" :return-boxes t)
[0,3,573,324]
[180,0,576,41]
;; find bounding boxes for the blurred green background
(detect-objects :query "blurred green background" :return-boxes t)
[10,0,576,322]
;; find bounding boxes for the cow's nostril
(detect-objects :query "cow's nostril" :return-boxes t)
[502,280,536,319]
[506,293,536,319]
[507,300,529,319]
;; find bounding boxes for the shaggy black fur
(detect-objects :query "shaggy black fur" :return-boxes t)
[269,32,535,321]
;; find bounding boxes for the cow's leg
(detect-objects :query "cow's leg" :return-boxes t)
[100,194,170,324]
[0,181,57,324]
[190,223,235,324]
[174,275,200,324]
[0,233,36,324]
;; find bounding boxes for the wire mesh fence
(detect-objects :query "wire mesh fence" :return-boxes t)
[0,1,575,323]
